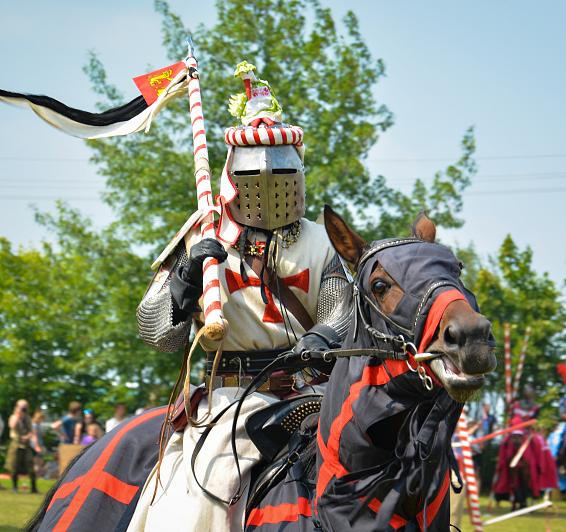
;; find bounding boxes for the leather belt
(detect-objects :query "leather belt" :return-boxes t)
[206,349,289,375]
[205,372,294,395]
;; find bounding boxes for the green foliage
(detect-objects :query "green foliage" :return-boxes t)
[3,0,550,428]
[362,127,476,239]
[0,205,182,423]
[85,0,473,252]
[463,235,565,426]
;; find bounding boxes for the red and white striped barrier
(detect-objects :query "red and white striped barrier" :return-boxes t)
[503,323,513,409]
[512,326,531,401]
[456,412,484,531]
[185,53,225,342]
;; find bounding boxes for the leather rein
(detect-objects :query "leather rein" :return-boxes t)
[190,331,415,507]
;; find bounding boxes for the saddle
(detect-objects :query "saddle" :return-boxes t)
[245,394,323,515]
[246,393,323,462]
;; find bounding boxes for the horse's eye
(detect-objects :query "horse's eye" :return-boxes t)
[372,278,389,296]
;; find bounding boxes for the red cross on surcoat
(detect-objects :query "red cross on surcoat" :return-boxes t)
[225,267,310,323]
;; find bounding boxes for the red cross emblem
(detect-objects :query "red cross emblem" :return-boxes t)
[225,267,310,323]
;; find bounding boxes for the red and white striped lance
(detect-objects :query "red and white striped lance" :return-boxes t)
[503,323,513,409]
[184,51,225,341]
[456,412,484,531]
[512,326,531,401]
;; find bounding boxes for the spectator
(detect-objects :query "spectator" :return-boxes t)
[5,399,37,493]
[470,403,497,491]
[82,409,104,438]
[105,403,127,433]
[52,401,83,444]
[81,423,103,445]
[31,410,46,452]
[495,384,558,506]
[31,410,47,478]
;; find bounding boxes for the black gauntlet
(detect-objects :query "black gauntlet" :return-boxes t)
[170,238,228,322]
[293,323,342,356]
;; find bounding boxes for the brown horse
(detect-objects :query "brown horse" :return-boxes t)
[245,207,496,531]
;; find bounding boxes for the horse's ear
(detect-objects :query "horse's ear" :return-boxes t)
[324,205,366,265]
[412,211,436,243]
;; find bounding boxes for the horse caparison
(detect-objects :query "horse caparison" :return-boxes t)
[28,206,496,532]
[245,206,496,531]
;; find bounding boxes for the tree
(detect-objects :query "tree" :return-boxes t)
[86,0,474,251]
[0,205,183,422]
[463,236,565,428]
[1,0,481,422]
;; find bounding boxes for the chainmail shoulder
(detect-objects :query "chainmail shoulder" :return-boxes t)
[137,243,191,352]
[316,254,353,339]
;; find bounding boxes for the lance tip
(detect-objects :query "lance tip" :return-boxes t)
[186,35,195,57]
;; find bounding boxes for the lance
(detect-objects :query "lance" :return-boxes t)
[450,418,537,447]
[184,37,226,342]
[512,326,531,401]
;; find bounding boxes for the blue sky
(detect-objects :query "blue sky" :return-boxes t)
[0,1,565,285]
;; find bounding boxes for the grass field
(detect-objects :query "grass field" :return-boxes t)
[0,478,55,532]
[0,477,565,531]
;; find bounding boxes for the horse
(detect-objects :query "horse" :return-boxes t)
[27,207,496,531]
[244,207,496,531]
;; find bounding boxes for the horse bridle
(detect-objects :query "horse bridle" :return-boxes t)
[189,332,415,507]
[191,239,458,507]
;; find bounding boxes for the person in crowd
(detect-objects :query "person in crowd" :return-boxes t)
[548,390,566,493]
[51,401,83,444]
[105,403,127,433]
[80,423,103,445]
[31,410,47,478]
[494,384,558,506]
[5,399,37,493]
[84,408,104,433]
[470,402,497,492]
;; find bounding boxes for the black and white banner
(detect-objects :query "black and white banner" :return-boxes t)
[0,66,188,139]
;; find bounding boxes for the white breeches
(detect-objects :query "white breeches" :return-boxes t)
[126,387,278,532]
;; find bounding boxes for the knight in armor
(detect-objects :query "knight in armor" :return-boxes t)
[129,62,350,531]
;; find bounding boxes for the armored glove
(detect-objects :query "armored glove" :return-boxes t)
[293,324,342,356]
[170,239,228,322]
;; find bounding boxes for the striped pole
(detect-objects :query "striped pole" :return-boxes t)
[184,40,225,342]
[512,326,531,401]
[504,323,513,410]
[456,412,484,531]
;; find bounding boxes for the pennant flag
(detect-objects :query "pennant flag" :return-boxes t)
[0,63,187,139]
[133,61,186,105]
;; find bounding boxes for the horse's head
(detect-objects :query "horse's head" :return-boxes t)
[324,206,496,402]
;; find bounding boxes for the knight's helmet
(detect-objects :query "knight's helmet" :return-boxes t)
[223,61,305,231]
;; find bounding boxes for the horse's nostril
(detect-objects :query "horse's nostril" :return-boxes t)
[443,325,460,347]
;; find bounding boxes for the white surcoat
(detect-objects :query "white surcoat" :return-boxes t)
[128,219,337,531]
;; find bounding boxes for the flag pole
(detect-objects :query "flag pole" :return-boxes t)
[184,36,226,342]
